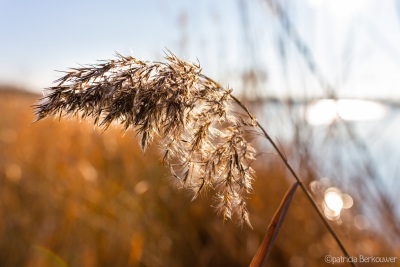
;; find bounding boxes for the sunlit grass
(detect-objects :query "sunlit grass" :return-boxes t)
[0,89,396,266]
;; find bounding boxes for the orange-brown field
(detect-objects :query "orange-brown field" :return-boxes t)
[0,88,396,267]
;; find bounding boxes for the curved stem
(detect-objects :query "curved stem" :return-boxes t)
[230,95,356,267]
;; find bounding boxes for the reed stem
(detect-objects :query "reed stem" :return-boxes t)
[230,95,356,267]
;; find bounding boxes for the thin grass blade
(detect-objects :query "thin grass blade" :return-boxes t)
[250,182,299,267]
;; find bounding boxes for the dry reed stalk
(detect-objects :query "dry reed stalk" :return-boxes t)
[34,51,355,266]
[250,182,299,267]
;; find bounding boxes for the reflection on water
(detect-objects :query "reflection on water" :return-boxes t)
[255,97,399,244]
[306,99,388,125]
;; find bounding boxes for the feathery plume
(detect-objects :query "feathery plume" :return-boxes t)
[34,51,257,226]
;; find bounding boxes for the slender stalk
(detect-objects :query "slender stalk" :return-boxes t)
[230,95,356,267]
[250,182,299,267]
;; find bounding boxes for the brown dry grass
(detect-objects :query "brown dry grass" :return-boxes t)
[0,89,396,266]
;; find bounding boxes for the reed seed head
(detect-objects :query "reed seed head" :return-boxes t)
[35,51,257,227]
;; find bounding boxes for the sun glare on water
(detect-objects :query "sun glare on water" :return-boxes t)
[324,190,343,216]
[307,99,387,125]
[323,187,353,220]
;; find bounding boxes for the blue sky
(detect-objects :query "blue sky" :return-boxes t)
[0,0,184,88]
[1,0,400,99]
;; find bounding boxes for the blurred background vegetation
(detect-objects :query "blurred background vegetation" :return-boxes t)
[1,0,400,266]
[0,87,397,266]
